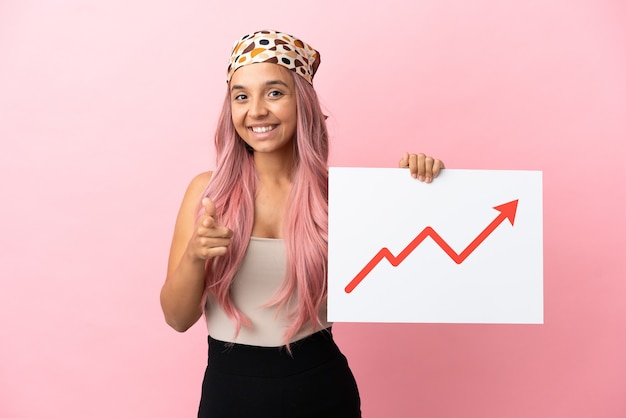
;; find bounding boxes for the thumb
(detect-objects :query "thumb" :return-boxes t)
[202,197,216,218]
[398,151,409,168]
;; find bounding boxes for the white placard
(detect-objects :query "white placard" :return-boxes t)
[327,168,543,323]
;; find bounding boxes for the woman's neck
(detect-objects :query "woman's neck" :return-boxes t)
[253,148,296,183]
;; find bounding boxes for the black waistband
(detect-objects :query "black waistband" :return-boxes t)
[207,327,341,378]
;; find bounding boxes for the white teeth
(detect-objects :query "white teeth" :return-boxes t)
[251,126,275,133]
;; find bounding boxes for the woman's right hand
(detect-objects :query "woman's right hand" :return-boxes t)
[161,172,228,332]
[187,197,233,261]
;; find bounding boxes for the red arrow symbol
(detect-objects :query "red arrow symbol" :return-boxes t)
[344,199,519,293]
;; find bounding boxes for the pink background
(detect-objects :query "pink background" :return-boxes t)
[1,1,624,417]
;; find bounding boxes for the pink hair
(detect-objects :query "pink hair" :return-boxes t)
[200,71,329,345]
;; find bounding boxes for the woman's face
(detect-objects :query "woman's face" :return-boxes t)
[229,63,297,155]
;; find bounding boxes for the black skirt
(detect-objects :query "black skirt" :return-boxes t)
[198,328,362,418]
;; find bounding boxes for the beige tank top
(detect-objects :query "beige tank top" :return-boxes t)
[205,237,331,347]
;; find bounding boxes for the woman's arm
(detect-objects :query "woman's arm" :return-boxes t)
[399,152,445,182]
[160,172,233,332]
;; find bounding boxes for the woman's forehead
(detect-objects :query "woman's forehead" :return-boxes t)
[229,62,293,86]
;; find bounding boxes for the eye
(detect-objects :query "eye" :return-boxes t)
[268,90,283,98]
[233,93,247,101]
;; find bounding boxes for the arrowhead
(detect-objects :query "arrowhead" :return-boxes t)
[493,199,519,226]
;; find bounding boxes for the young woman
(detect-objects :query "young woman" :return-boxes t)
[160,30,444,418]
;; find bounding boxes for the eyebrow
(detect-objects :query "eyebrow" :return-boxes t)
[230,80,290,91]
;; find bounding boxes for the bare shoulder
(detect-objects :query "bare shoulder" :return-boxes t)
[183,171,213,203]
[186,171,213,197]
[177,171,213,226]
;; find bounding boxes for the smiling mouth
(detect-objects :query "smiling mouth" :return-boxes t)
[250,125,276,133]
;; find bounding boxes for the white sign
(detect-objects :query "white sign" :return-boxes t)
[328,168,543,323]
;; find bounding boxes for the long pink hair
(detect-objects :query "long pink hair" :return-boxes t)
[200,71,329,344]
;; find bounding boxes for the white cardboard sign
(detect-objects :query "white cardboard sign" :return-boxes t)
[327,168,543,323]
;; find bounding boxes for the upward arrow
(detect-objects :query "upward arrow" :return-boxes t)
[344,199,519,294]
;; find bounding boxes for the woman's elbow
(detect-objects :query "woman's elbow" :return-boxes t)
[160,295,202,332]
[165,316,193,333]
[163,311,201,332]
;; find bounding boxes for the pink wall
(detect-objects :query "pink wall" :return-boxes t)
[1,1,624,417]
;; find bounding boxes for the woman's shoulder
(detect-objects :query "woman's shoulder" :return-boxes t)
[189,171,213,188]
[181,171,213,202]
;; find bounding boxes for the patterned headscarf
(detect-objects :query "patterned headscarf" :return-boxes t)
[226,30,321,85]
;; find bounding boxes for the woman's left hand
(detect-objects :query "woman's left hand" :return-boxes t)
[399,152,445,183]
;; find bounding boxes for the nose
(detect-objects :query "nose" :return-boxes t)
[248,96,269,118]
